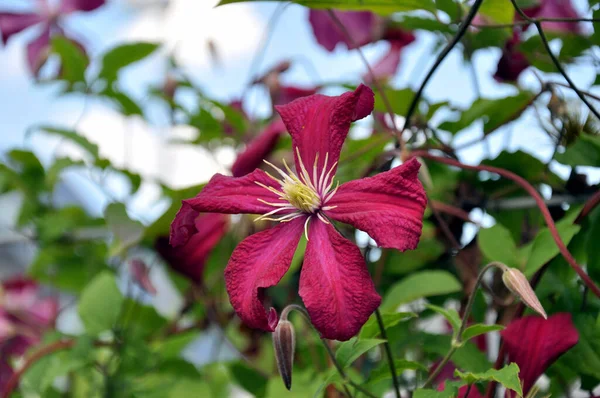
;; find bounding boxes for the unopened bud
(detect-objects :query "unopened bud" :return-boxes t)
[273,320,296,390]
[502,268,547,319]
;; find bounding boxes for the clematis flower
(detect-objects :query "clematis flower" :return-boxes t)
[0,0,104,76]
[521,0,582,34]
[170,85,427,340]
[309,10,415,82]
[0,277,58,390]
[493,32,530,83]
[159,118,287,283]
[501,313,579,396]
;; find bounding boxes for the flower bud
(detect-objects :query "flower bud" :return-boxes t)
[502,267,547,319]
[272,320,296,390]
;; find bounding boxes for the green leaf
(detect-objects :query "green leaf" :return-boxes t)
[524,212,582,277]
[426,304,462,335]
[554,134,600,167]
[104,203,145,256]
[586,207,600,281]
[97,87,144,116]
[413,387,458,398]
[229,362,268,398]
[335,338,386,369]
[383,223,445,274]
[439,92,535,135]
[78,271,124,335]
[46,157,86,188]
[98,42,160,81]
[34,126,100,159]
[217,0,436,14]
[374,88,415,115]
[560,314,600,379]
[51,36,88,86]
[461,324,505,342]
[368,359,426,385]
[478,0,513,24]
[382,271,462,310]
[455,363,523,396]
[478,224,519,268]
[359,312,416,339]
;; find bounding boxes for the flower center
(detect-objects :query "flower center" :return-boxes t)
[254,148,339,238]
[281,179,321,213]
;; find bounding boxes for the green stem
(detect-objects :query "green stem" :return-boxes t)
[284,305,377,398]
[422,262,507,388]
[375,309,401,398]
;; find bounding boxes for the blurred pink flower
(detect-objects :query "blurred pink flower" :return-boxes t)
[0,278,58,390]
[171,85,426,340]
[522,0,582,34]
[493,32,530,83]
[253,60,320,108]
[309,10,415,82]
[0,0,104,75]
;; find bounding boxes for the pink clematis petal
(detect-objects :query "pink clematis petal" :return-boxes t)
[225,217,305,332]
[231,118,287,178]
[59,0,105,14]
[2,278,57,328]
[501,313,579,396]
[0,12,43,44]
[0,357,14,392]
[363,29,415,83]
[299,219,381,341]
[308,10,384,52]
[324,158,427,251]
[182,168,293,217]
[494,32,529,83]
[128,259,157,295]
[160,213,228,282]
[275,84,374,184]
[26,26,50,76]
[522,0,581,34]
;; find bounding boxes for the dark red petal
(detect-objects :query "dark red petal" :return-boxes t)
[26,27,50,76]
[493,32,529,83]
[275,84,374,184]
[0,12,43,44]
[308,10,383,52]
[0,358,14,392]
[183,169,292,216]
[161,213,228,282]
[324,158,427,251]
[300,219,381,341]
[60,0,105,13]
[272,86,319,107]
[231,118,287,178]
[501,313,579,395]
[169,202,199,247]
[225,217,305,332]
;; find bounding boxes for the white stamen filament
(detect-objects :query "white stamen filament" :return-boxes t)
[253,150,340,239]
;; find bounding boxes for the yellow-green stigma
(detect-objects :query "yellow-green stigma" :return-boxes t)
[254,149,339,236]
[282,178,321,213]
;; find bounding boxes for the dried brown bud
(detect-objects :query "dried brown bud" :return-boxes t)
[502,267,547,319]
[272,320,296,390]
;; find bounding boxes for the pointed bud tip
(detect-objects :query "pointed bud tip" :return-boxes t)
[502,267,547,319]
[273,320,296,391]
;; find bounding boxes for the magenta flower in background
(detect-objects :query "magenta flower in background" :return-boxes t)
[253,60,320,108]
[493,32,530,83]
[501,313,579,396]
[0,278,58,390]
[0,0,104,75]
[522,0,582,34]
[170,85,427,340]
[309,10,415,82]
